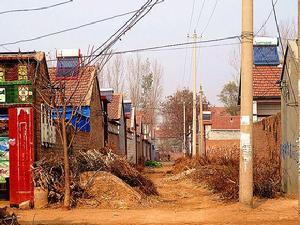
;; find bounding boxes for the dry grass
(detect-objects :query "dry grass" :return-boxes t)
[173,145,281,201]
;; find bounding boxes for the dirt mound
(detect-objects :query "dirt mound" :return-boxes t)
[79,171,142,209]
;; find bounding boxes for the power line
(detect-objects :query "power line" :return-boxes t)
[271,0,297,105]
[195,0,206,30]
[188,0,196,33]
[201,0,219,36]
[46,40,241,62]
[0,0,73,15]
[255,0,279,35]
[0,0,164,48]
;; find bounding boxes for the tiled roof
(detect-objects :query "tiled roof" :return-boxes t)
[108,93,122,120]
[253,66,282,98]
[48,66,97,106]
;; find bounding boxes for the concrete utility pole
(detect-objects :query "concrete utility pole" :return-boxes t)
[239,0,253,206]
[297,0,300,213]
[188,31,199,157]
[198,86,205,157]
[183,101,186,155]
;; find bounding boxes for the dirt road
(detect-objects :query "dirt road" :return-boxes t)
[16,163,298,225]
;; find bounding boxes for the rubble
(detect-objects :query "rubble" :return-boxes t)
[79,171,142,209]
[32,148,157,207]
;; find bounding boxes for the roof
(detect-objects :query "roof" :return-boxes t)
[253,66,282,98]
[108,93,122,120]
[48,65,97,106]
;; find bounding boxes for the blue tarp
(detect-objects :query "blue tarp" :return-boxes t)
[52,106,91,132]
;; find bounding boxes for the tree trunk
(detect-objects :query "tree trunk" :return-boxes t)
[62,118,71,209]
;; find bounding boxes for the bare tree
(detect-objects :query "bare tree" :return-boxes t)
[102,54,126,93]
[126,54,144,107]
[279,19,297,54]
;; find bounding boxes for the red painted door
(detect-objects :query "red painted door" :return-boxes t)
[9,107,34,206]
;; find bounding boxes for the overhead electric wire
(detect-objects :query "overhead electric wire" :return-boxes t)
[200,0,219,36]
[195,0,206,30]
[271,0,297,105]
[188,0,196,33]
[0,0,73,15]
[0,0,164,48]
[255,0,279,35]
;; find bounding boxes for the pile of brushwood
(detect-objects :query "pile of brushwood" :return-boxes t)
[0,207,19,225]
[33,148,158,207]
[173,146,281,200]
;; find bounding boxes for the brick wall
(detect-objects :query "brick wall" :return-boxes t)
[253,113,281,160]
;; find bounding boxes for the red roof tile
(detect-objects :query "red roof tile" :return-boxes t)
[108,94,122,120]
[48,66,97,106]
[253,66,282,97]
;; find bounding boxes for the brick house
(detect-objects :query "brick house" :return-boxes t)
[125,101,137,164]
[203,107,240,152]
[238,37,282,121]
[136,110,152,164]
[107,93,127,156]
[0,51,51,206]
[280,40,298,197]
[47,50,105,157]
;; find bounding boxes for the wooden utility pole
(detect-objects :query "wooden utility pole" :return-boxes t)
[183,101,186,155]
[239,0,253,206]
[198,86,205,157]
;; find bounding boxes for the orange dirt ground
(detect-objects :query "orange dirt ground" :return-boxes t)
[10,162,299,225]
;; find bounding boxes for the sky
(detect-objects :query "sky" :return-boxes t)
[0,0,297,105]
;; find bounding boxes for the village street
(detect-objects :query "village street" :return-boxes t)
[13,163,298,225]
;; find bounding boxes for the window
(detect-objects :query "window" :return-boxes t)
[57,57,80,77]
[18,65,28,80]
[0,67,5,81]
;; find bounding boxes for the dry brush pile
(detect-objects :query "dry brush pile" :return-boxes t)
[174,145,281,200]
[33,148,158,207]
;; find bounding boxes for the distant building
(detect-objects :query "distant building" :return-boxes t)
[107,93,127,156]
[280,40,298,197]
[203,107,240,151]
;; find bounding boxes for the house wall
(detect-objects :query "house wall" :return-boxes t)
[136,135,143,164]
[118,107,126,156]
[253,114,281,159]
[108,130,119,153]
[257,102,281,118]
[281,43,299,197]
[38,78,105,159]
[206,127,240,141]
[127,132,137,164]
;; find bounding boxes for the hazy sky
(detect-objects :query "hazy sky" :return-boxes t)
[0,0,297,104]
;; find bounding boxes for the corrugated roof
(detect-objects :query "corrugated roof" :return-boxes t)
[48,66,97,106]
[108,93,122,120]
[253,66,282,97]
